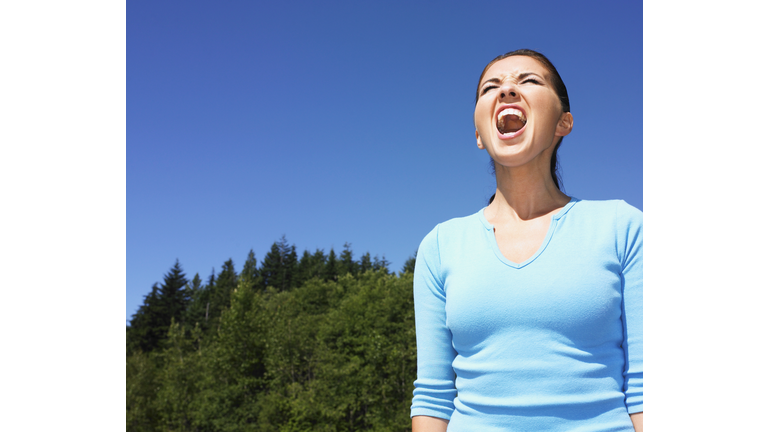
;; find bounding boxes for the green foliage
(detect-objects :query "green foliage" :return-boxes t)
[295,249,326,287]
[183,273,210,333]
[210,259,238,325]
[240,250,262,291]
[340,242,358,276]
[156,319,204,431]
[126,350,162,431]
[372,255,391,273]
[127,261,191,355]
[260,236,298,292]
[359,252,373,273]
[324,248,342,281]
[160,260,190,324]
[127,240,417,431]
[401,250,417,275]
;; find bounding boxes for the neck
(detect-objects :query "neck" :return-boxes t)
[488,162,570,221]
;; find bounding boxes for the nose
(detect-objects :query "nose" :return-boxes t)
[499,80,518,100]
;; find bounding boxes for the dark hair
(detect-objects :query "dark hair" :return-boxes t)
[476,49,570,204]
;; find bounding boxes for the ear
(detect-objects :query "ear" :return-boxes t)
[475,130,485,149]
[555,112,573,137]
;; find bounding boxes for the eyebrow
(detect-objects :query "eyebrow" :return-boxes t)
[480,72,546,88]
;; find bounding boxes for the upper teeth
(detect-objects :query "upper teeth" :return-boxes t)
[498,108,526,122]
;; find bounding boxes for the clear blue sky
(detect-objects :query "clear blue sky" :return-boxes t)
[127,1,642,323]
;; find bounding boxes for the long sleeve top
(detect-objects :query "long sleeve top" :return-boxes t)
[411,199,643,432]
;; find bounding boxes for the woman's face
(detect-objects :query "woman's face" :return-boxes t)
[474,55,573,173]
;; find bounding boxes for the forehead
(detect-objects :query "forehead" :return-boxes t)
[482,55,549,81]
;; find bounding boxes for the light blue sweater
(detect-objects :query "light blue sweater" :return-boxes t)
[411,199,642,431]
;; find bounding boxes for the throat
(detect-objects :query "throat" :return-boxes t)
[497,114,525,134]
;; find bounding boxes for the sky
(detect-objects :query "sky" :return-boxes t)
[127,1,642,323]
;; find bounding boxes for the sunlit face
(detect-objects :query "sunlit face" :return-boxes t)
[474,55,573,173]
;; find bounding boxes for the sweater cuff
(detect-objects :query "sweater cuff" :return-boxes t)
[410,407,453,421]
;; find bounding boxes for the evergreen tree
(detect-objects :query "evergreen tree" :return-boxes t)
[183,273,210,331]
[127,283,164,354]
[158,260,189,327]
[294,250,313,288]
[284,243,298,288]
[324,248,342,281]
[401,250,418,274]
[239,249,262,291]
[359,252,373,274]
[210,259,238,322]
[294,248,328,286]
[373,254,391,273]
[260,236,297,291]
[340,242,358,276]
[260,242,283,290]
[311,248,327,277]
[127,260,189,354]
[203,268,215,323]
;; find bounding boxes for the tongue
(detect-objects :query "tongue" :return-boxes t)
[498,114,525,134]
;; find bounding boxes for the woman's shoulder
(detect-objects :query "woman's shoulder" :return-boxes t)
[571,198,642,223]
[572,198,641,212]
[569,200,643,245]
[436,208,485,230]
[418,209,486,250]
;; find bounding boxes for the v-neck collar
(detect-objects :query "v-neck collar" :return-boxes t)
[477,197,578,269]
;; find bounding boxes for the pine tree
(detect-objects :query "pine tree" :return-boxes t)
[359,252,373,274]
[401,250,418,274]
[324,248,341,281]
[260,236,297,291]
[127,260,189,354]
[260,242,283,290]
[311,249,327,278]
[240,249,262,291]
[158,260,189,327]
[210,259,238,321]
[373,254,391,273]
[183,273,210,331]
[127,283,163,354]
[340,242,358,276]
[283,243,298,288]
[294,250,313,287]
[204,268,215,322]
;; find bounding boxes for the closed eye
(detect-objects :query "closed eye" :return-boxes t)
[481,85,498,95]
[521,78,541,85]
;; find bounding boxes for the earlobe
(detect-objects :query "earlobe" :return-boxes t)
[556,112,573,137]
[476,130,485,149]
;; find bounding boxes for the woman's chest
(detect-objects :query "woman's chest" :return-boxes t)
[443,240,624,348]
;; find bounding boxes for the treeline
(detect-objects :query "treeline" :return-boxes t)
[127,237,418,431]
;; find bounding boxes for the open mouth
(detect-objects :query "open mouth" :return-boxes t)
[496,108,527,135]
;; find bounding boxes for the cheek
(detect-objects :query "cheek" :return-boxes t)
[474,104,491,130]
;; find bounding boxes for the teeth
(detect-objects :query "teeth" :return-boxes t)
[497,108,526,123]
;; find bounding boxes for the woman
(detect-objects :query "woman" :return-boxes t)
[411,50,643,432]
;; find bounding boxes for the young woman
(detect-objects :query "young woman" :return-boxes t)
[411,50,643,432]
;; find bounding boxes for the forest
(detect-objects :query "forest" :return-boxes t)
[127,236,418,431]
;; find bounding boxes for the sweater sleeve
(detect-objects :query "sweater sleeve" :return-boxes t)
[616,201,643,414]
[411,225,457,420]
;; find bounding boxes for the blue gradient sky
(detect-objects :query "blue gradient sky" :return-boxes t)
[127,1,642,322]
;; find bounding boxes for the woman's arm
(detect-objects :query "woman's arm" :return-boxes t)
[617,202,643,414]
[630,412,643,432]
[411,227,459,420]
[412,415,449,432]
